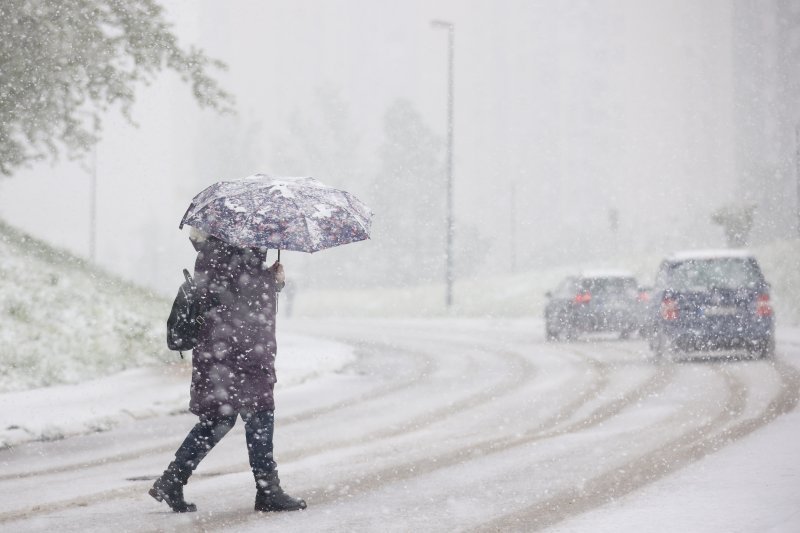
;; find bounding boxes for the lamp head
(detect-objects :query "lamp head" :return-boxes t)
[430,19,453,30]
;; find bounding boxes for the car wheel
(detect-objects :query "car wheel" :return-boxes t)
[647,330,657,351]
[652,329,674,362]
[544,313,559,342]
[759,337,775,360]
[554,312,575,342]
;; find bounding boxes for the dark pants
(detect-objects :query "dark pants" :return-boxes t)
[173,410,276,480]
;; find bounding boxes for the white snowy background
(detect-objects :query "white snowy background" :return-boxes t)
[1,1,799,531]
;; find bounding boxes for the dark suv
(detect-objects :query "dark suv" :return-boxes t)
[545,272,640,341]
[646,251,774,359]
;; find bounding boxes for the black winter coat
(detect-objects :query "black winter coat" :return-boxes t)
[189,237,283,418]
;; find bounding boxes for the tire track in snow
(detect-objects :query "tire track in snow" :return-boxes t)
[0,323,596,526]
[274,322,550,459]
[160,338,675,532]
[0,320,528,483]
[474,359,800,532]
[0,327,691,531]
[188,340,793,533]
[104,341,800,532]
[0,342,435,524]
[0,325,542,523]
[0,341,431,483]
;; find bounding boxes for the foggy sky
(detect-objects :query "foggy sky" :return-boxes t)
[0,0,789,296]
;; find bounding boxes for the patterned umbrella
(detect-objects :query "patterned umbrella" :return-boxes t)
[179,174,372,253]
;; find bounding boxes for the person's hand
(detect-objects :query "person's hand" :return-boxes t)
[271,261,285,284]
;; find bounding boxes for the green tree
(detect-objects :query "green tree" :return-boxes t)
[0,0,233,176]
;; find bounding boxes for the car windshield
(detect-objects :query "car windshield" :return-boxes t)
[667,258,763,291]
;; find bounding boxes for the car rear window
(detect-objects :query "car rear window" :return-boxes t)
[667,258,764,291]
[580,278,637,295]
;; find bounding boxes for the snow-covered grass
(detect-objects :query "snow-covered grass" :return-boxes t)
[0,219,173,392]
[294,239,800,324]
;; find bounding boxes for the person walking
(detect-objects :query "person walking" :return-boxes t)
[149,228,306,513]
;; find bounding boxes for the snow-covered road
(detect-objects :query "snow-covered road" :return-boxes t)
[1,319,799,532]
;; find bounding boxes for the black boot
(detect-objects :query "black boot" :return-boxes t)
[149,462,197,513]
[254,471,306,512]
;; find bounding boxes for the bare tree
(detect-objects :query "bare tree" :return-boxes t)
[711,204,756,248]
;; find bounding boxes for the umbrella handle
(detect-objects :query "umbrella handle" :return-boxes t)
[275,249,280,313]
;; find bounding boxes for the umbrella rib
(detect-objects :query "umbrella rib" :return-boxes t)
[189,180,268,216]
[237,189,299,249]
[343,194,371,234]
[284,195,306,251]
[239,198,265,249]
[183,202,225,240]
[179,202,194,229]
[301,213,314,253]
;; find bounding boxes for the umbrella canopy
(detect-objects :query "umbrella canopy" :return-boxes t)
[180,174,372,252]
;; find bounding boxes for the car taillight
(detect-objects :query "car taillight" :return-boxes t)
[660,298,679,320]
[756,294,773,317]
[637,291,650,303]
[573,292,592,304]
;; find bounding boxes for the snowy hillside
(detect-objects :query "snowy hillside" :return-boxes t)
[0,220,356,447]
[0,219,173,392]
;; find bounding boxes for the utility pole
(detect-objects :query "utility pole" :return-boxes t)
[510,181,517,273]
[431,19,455,308]
[89,142,97,261]
[796,124,800,238]
[608,207,619,257]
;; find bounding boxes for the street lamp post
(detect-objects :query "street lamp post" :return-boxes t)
[796,124,800,238]
[510,181,517,273]
[431,19,455,308]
